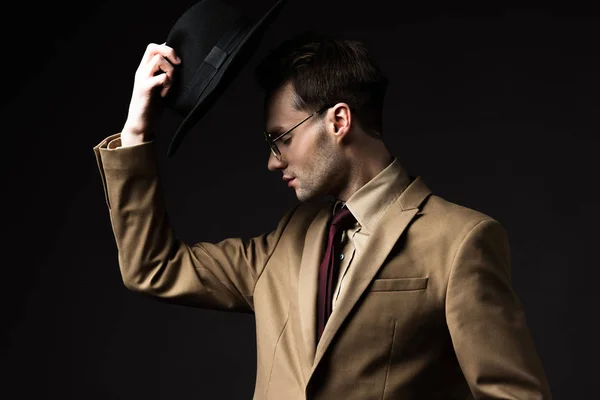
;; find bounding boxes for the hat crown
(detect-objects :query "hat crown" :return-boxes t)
[165,0,252,114]
[162,0,287,157]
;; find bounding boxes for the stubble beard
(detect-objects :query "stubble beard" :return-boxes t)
[295,126,344,203]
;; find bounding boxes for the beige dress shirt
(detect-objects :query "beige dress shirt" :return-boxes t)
[330,159,412,312]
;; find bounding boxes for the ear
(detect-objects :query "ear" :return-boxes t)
[328,103,352,143]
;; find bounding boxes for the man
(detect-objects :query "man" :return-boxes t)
[93,31,552,399]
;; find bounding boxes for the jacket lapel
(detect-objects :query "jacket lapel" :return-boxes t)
[307,176,432,377]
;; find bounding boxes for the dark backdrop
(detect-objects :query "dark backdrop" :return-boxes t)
[2,0,598,398]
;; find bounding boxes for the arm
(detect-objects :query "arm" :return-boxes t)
[93,133,296,312]
[446,219,552,399]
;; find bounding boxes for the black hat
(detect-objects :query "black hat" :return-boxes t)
[163,0,287,157]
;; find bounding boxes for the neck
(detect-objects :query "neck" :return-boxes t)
[335,139,394,202]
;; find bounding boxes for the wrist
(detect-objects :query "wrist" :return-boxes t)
[121,130,154,147]
[121,123,154,147]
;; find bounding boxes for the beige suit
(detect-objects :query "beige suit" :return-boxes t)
[93,133,552,399]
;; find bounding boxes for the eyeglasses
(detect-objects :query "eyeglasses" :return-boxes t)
[264,106,330,161]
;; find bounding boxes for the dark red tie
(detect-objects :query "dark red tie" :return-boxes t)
[317,204,356,342]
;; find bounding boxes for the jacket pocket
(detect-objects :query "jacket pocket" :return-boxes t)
[369,277,428,292]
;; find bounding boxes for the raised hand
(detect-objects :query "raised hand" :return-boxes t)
[121,42,181,146]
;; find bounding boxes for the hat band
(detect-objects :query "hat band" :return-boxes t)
[178,16,252,113]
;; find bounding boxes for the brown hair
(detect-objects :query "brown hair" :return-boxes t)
[255,30,388,136]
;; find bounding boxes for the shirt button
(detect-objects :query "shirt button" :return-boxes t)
[339,253,344,260]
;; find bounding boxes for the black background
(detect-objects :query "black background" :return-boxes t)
[2,0,598,398]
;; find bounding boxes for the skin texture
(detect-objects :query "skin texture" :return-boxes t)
[265,82,394,202]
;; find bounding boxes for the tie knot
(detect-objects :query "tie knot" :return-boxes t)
[331,206,356,230]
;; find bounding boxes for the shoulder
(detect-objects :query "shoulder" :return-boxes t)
[424,194,496,222]
[417,193,504,243]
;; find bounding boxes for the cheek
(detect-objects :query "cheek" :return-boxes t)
[295,127,329,172]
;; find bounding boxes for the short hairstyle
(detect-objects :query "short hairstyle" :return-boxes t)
[255,30,388,136]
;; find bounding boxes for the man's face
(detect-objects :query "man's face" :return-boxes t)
[265,83,346,202]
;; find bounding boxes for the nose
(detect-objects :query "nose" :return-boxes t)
[267,151,287,172]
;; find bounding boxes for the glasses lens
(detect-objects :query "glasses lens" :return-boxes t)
[266,138,281,160]
[264,133,278,160]
[272,144,281,160]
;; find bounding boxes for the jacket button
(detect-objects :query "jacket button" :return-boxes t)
[339,253,344,260]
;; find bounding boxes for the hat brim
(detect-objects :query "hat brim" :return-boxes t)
[166,0,286,158]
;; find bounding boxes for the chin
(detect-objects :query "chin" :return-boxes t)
[295,189,312,203]
[296,188,326,203]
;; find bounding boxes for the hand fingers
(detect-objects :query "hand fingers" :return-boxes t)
[133,43,181,99]
[146,53,175,78]
[146,55,175,96]
[141,42,181,67]
[146,73,171,97]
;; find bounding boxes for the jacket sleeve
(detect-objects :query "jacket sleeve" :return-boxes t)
[93,133,296,313]
[446,218,552,399]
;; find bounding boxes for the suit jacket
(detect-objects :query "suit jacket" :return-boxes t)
[93,133,552,399]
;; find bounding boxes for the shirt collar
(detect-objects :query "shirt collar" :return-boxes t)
[333,157,413,234]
